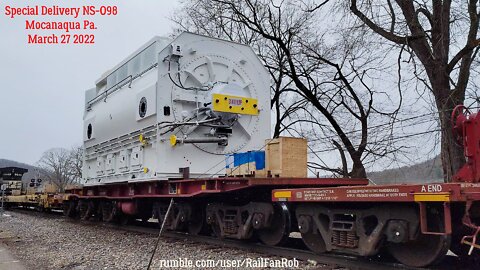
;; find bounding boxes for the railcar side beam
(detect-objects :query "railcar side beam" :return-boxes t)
[68,177,368,200]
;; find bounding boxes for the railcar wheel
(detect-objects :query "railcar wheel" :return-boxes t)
[257,203,291,246]
[302,232,327,253]
[297,214,327,253]
[188,204,207,235]
[388,232,450,267]
[78,201,90,220]
[388,206,451,267]
[118,214,131,226]
[87,201,97,220]
[95,204,103,221]
[101,201,117,223]
[63,201,77,218]
[211,223,222,238]
[153,202,169,228]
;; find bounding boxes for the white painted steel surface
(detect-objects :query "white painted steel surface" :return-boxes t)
[82,32,270,185]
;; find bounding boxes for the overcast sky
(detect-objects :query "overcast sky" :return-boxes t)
[0,0,456,173]
[0,0,179,164]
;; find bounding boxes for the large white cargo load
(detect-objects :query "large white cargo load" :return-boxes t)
[82,32,270,185]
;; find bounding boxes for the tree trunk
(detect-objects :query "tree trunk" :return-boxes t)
[432,74,465,182]
[350,154,367,178]
[437,98,465,182]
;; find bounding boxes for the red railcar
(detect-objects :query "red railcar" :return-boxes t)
[64,105,480,267]
[272,105,480,267]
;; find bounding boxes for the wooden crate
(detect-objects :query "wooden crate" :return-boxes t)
[265,137,307,178]
[253,169,267,178]
[226,161,257,176]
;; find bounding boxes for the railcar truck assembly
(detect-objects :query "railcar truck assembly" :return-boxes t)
[273,105,480,267]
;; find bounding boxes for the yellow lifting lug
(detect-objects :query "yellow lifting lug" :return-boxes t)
[212,93,259,115]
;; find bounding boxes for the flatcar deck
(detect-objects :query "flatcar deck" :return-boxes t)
[68,177,369,199]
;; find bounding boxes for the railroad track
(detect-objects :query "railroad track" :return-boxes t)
[78,220,459,270]
[7,209,475,270]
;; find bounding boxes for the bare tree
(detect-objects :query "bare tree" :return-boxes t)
[69,146,83,182]
[37,147,81,192]
[173,0,402,178]
[349,0,480,182]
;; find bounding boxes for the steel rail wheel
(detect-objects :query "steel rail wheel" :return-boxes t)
[301,232,327,253]
[388,232,450,267]
[118,214,131,226]
[101,201,117,223]
[388,206,452,267]
[297,213,327,253]
[258,203,291,246]
[78,201,91,220]
[211,223,223,238]
[153,202,168,227]
[86,201,97,220]
[63,200,77,218]
[188,204,207,235]
[388,212,450,268]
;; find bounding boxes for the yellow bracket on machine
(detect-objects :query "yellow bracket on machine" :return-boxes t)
[170,135,178,146]
[212,93,259,115]
[139,134,148,146]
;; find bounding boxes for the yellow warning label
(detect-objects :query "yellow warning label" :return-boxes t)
[413,193,450,202]
[274,191,292,199]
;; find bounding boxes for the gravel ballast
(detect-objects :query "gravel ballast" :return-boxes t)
[0,210,323,269]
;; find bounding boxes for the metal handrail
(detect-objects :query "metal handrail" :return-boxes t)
[87,62,159,106]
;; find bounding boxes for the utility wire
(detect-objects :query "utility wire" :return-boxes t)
[308,112,438,142]
[309,128,442,154]
[307,105,480,143]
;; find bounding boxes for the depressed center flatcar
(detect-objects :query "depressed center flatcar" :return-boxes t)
[59,33,479,268]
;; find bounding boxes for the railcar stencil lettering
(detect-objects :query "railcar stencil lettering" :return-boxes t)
[421,184,443,193]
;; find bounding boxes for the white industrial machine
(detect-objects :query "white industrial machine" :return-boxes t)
[82,32,270,185]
